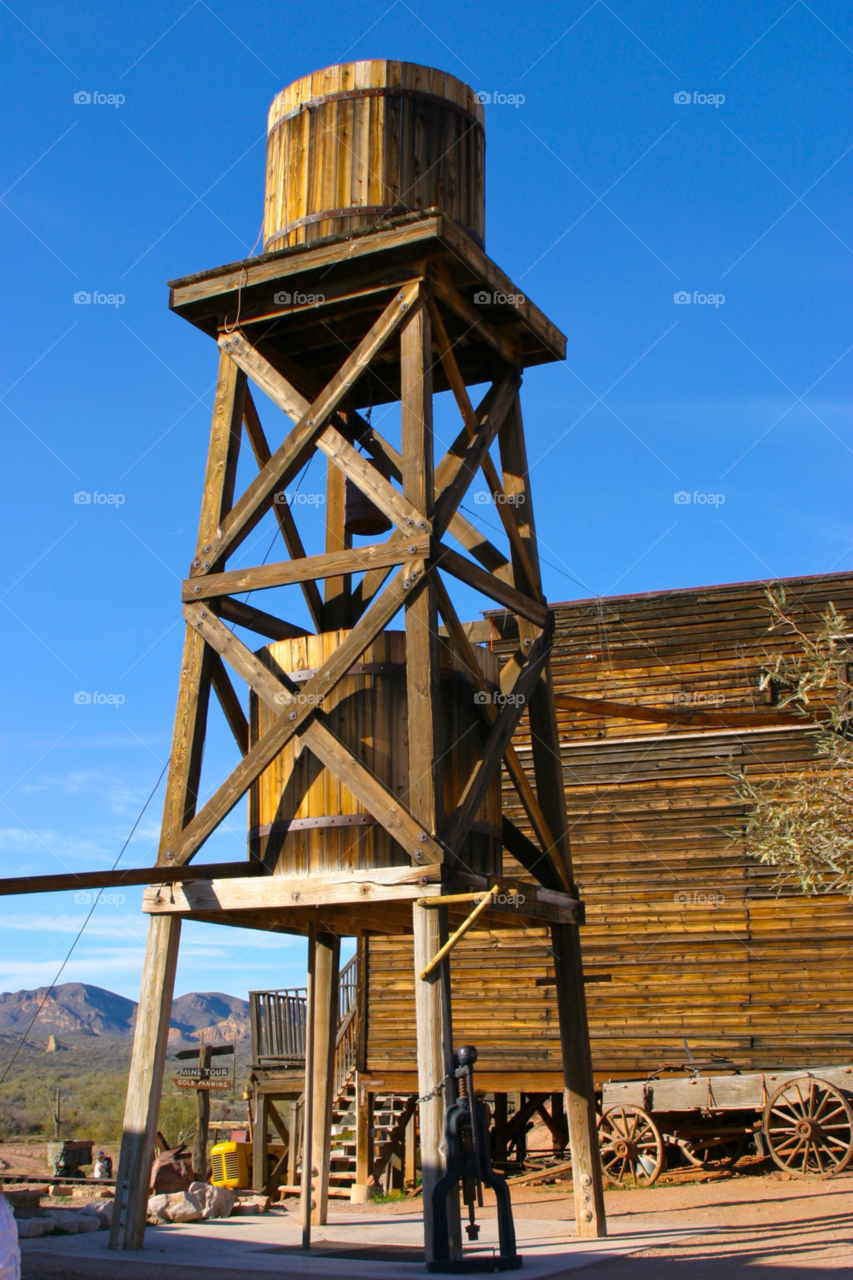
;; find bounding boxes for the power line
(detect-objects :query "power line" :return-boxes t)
[0,757,170,1086]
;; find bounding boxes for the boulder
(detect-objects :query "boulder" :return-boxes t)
[14,1217,56,1239]
[72,1213,101,1234]
[188,1182,234,1220]
[232,1194,270,1215]
[78,1198,114,1230]
[147,1194,171,1222]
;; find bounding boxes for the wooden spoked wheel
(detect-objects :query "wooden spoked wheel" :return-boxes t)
[598,1105,665,1187]
[763,1076,853,1179]
[680,1133,745,1170]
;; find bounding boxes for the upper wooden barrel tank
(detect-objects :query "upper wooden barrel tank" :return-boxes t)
[248,630,501,878]
[264,61,486,252]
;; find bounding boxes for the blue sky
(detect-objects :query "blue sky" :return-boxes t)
[1,0,850,1007]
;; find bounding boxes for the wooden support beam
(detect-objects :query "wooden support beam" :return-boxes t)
[0,860,263,899]
[441,630,552,856]
[216,596,308,642]
[310,932,340,1225]
[183,603,445,865]
[209,653,249,754]
[318,423,430,536]
[323,454,350,631]
[168,560,428,865]
[501,817,563,893]
[427,263,521,367]
[183,537,429,601]
[438,544,549,629]
[432,369,520,539]
[109,916,181,1250]
[401,300,461,1264]
[301,926,316,1248]
[211,283,420,569]
[242,387,325,630]
[554,692,802,729]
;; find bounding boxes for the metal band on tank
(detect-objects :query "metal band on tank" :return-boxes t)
[268,86,485,133]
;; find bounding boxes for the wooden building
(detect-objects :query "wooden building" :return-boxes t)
[357,571,853,1094]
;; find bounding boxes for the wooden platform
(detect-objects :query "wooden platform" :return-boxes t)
[142,866,583,936]
[168,210,566,406]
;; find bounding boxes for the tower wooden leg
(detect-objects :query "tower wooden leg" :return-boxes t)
[355,1079,374,1188]
[493,1093,508,1165]
[109,916,181,1250]
[253,1094,269,1193]
[552,923,607,1236]
[413,903,461,1263]
[310,930,340,1225]
[405,1107,417,1186]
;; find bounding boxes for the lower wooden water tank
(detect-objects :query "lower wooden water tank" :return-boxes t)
[248,630,501,877]
[264,60,485,251]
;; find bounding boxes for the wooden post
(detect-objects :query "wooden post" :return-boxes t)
[287,1096,302,1190]
[323,455,351,629]
[493,1093,508,1166]
[310,931,340,1225]
[551,1091,566,1155]
[192,1042,212,1179]
[253,1093,268,1193]
[301,925,316,1248]
[405,1107,417,1186]
[109,916,181,1250]
[402,300,461,1262]
[355,1080,374,1187]
[499,396,606,1238]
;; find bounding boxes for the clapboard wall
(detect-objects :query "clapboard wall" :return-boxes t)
[363,572,853,1086]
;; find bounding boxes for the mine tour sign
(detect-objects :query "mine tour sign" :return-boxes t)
[175,1065,232,1090]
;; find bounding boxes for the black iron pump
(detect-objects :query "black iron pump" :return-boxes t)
[429,1046,521,1273]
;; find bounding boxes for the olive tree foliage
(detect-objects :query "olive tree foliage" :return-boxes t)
[733,588,853,898]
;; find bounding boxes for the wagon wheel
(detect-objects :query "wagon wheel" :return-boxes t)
[679,1133,745,1171]
[763,1076,853,1179]
[598,1105,665,1187]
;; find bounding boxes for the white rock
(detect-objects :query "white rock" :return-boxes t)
[163,1192,203,1224]
[14,1217,56,1239]
[147,1194,171,1222]
[232,1194,270,1215]
[187,1182,234,1220]
[72,1213,101,1234]
[78,1198,114,1230]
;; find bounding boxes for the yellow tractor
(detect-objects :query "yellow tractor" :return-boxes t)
[210,1139,287,1191]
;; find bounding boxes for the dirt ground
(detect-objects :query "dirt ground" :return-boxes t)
[16,1161,853,1279]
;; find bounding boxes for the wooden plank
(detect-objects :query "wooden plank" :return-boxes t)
[323,453,350,631]
[183,603,445,865]
[242,387,324,630]
[555,692,801,729]
[210,282,421,568]
[0,860,264,898]
[182,536,430,600]
[441,631,552,855]
[301,926,315,1247]
[438,544,549,628]
[316,423,430,535]
[216,597,309,642]
[310,932,340,1225]
[432,368,520,538]
[109,917,181,1250]
[209,653,249,754]
[142,869,442,915]
[167,560,429,865]
[427,262,520,367]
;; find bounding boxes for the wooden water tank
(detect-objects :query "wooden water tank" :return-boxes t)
[248,630,501,878]
[264,61,485,252]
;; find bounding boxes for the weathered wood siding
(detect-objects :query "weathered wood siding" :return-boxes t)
[365,573,853,1082]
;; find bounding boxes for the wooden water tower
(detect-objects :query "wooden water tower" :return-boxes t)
[109,59,606,1260]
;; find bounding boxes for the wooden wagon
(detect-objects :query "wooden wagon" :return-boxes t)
[600,1056,853,1183]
